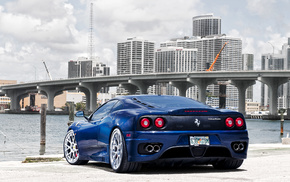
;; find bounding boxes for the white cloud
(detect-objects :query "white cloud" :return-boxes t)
[228,29,241,38]
[0,0,203,81]
[5,0,70,21]
[0,47,4,54]
[246,0,277,17]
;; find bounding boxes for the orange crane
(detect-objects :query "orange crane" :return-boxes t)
[206,42,228,71]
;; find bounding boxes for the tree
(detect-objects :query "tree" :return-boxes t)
[75,102,86,111]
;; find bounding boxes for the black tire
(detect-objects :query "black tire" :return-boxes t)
[63,130,88,165]
[213,159,243,169]
[109,128,141,173]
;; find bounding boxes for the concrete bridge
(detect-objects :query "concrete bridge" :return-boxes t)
[1,70,290,115]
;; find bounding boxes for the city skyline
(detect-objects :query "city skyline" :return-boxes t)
[1,0,290,103]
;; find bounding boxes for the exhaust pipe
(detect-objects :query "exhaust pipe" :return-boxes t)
[145,145,154,153]
[153,145,161,153]
[232,142,246,152]
[238,143,244,151]
[233,143,240,151]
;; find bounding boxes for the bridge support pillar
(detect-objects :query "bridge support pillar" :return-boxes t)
[128,80,155,94]
[77,87,90,111]
[38,86,63,111]
[119,84,138,95]
[169,81,194,97]
[6,90,28,111]
[79,83,104,111]
[187,78,216,103]
[258,77,289,115]
[230,80,256,115]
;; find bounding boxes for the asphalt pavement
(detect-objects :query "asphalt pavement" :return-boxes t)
[1,144,290,182]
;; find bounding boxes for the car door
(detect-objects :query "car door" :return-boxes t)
[80,100,118,157]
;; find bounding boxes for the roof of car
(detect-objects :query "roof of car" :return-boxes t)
[114,95,207,109]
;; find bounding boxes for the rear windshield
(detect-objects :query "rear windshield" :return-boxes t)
[134,96,208,108]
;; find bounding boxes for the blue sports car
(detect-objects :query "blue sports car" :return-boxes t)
[63,95,248,172]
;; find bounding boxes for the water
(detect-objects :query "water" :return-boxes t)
[0,114,290,162]
[0,114,78,162]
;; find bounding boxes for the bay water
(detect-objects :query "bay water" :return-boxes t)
[0,114,289,161]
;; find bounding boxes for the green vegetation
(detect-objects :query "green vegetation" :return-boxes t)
[76,102,86,111]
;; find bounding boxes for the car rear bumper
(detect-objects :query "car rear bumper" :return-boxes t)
[124,130,248,163]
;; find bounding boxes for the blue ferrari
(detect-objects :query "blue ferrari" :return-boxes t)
[63,95,248,172]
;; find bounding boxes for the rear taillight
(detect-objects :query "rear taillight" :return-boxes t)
[235,117,244,128]
[140,118,150,128]
[225,117,234,128]
[154,117,165,128]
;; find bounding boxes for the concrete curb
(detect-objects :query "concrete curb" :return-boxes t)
[22,154,64,163]
[248,143,290,151]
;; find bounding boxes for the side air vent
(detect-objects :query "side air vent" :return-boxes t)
[132,98,155,108]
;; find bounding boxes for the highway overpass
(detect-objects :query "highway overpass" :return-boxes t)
[1,70,290,115]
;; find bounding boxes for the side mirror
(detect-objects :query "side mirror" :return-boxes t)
[75,111,84,117]
[75,111,89,120]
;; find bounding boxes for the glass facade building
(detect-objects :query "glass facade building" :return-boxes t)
[192,14,221,37]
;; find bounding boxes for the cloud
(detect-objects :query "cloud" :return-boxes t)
[0,7,77,44]
[0,0,89,81]
[0,0,203,81]
[93,0,201,42]
[246,0,277,17]
[5,0,70,21]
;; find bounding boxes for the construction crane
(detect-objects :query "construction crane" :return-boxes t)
[42,61,52,80]
[206,42,228,71]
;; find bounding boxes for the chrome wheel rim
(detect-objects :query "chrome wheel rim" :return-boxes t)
[110,129,123,170]
[64,130,79,164]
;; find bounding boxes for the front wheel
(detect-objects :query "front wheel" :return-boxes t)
[109,128,141,173]
[63,130,88,165]
[212,159,244,169]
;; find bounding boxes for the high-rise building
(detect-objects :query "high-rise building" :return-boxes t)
[261,38,290,109]
[154,47,198,97]
[160,35,242,109]
[68,61,80,78]
[68,57,110,78]
[161,36,242,72]
[242,54,254,101]
[192,14,221,37]
[117,37,155,75]
[155,47,197,73]
[242,54,254,71]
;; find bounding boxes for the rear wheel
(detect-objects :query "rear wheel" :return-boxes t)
[213,159,243,169]
[109,128,141,172]
[63,130,88,165]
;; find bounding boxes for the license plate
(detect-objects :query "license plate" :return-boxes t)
[190,136,210,146]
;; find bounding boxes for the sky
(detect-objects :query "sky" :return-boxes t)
[1,0,290,102]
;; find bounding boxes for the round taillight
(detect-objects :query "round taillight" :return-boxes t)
[140,118,150,128]
[235,117,244,128]
[155,117,165,128]
[225,117,234,128]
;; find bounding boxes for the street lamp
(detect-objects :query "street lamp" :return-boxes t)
[33,66,37,81]
[268,42,274,55]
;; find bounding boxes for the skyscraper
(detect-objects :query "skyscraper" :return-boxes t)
[68,57,110,78]
[192,14,221,37]
[117,37,155,75]
[68,61,80,78]
[155,47,197,73]
[154,47,198,97]
[160,35,242,109]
